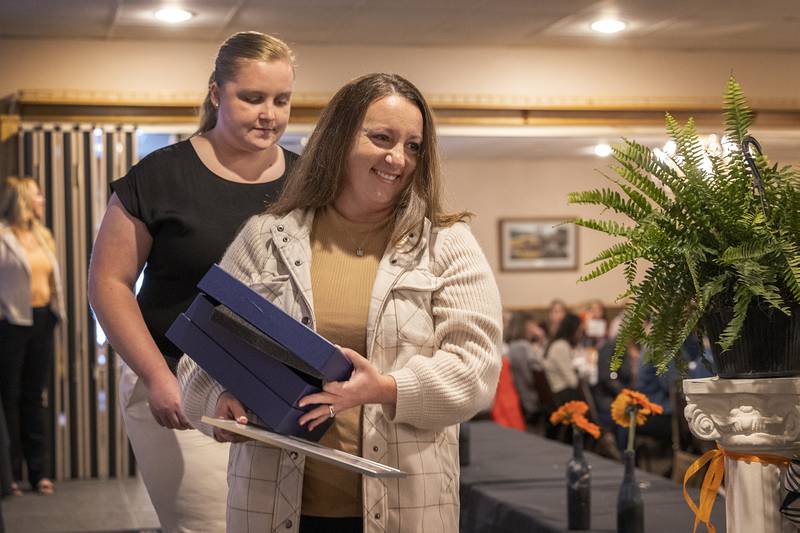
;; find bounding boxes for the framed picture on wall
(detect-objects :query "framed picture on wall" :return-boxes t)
[498,218,578,271]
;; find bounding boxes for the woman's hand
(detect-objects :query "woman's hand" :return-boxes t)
[145,371,192,430]
[298,347,397,431]
[212,391,252,443]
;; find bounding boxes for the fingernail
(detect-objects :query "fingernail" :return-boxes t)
[237,416,247,424]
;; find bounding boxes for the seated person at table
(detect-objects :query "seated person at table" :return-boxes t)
[543,312,582,439]
[179,73,503,533]
[505,312,546,425]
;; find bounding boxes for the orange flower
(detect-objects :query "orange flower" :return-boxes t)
[574,414,601,439]
[548,401,599,439]
[549,401,589,426]
[611,388,664,428]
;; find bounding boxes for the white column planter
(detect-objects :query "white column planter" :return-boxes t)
[683,377,800,533]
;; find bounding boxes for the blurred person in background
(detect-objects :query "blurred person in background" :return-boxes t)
[581,298,609,348]
[546,298,569,340]
[0,177,65,496]
[543,312,582,439]
[505,312,547,425]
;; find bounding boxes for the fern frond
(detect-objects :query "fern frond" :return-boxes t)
[612,141,675,210]
[612,299,648,370]
[732,260,789,314]
[723,76,753,149]
[572,218,632,237]
[568,189,648,222]
[624,260,637,286]
[600,172,655,220]
[720,240,776,263]
[586,241,640,264]
[579,256,630,282]
[717,284,752,351]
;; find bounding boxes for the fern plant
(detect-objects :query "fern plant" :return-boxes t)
[569,76,800,373]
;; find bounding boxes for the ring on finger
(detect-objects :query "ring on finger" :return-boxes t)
[328,404,336,419]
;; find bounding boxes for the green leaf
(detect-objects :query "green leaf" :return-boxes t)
[572,218,632,237]
[723,76,754,149]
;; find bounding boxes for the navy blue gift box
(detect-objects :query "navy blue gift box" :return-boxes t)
[167,265,353,441]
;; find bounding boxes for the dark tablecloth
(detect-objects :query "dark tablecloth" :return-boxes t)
[459,421,725,532]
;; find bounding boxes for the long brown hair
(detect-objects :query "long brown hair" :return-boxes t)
[196,31,295,134]
[0,176,55,252]
[270,73,469,246]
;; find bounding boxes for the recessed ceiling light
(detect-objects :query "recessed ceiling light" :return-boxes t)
[594,143,612,157]
[154,7,194,24]
[591,19,626,34]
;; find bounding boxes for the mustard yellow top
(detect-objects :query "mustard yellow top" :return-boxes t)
[301,206,392,518]
[15,228,53,308]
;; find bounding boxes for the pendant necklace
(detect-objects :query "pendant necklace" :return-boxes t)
[334,212,386,257]
[349,230,375,257]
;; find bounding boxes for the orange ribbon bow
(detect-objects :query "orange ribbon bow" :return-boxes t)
[683,445,790,533]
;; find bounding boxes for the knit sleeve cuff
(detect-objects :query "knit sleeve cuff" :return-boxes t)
[177,356,226,438]
[383,367,423,424]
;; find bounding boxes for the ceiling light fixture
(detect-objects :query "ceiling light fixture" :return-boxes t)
[591,19,626,34]
[154,7,194,24]
[594,143,612,157]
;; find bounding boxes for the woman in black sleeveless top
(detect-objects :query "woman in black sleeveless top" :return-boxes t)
[88,31,298,533]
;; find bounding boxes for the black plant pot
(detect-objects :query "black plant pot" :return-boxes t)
[704,300,800,378]
[617,450,644,533]
[567,428,591,530]
[459,421,470,466]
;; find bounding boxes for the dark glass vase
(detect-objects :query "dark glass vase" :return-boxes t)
[459,421,470,466]
[617,450,644,533]
[567,428,591,530]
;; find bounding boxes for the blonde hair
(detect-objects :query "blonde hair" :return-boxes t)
[270,73,469,247]
[197,31,295,134]
[0,176,55,252]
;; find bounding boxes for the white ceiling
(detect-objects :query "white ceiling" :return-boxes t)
[1,0,800,51]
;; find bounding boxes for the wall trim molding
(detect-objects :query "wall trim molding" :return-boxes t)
[8,88,800,128]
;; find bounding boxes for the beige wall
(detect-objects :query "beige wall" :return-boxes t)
[3,38,800,105]
[442,156,626,310]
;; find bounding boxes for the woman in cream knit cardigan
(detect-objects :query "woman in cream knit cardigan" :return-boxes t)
[179,73,502,533]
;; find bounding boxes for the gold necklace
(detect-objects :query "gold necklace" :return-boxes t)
[329,208,388,257]
[345,225,379,257]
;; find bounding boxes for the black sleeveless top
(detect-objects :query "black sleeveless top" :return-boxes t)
[110,140,298,370]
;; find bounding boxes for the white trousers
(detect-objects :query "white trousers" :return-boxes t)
[120,362,228,533]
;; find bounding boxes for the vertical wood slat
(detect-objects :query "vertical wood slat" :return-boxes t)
[89,126,110,480]
[121,127,137,477]
[40,124,73,481]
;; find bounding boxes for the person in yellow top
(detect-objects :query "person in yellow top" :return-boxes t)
[0,176,65,496]
[180,73,503,533]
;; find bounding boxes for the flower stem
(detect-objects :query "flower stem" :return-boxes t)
[626,409,636,453]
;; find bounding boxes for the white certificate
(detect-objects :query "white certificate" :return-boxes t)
[202,416,407,478]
